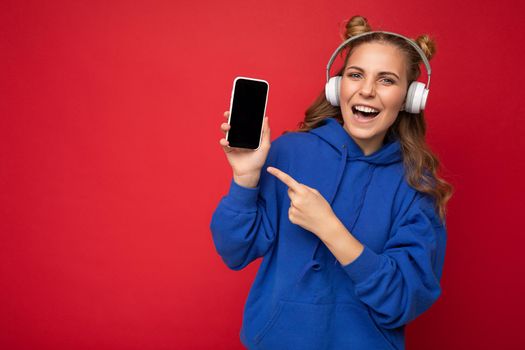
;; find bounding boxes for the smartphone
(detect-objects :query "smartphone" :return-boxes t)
[226,76,269,150]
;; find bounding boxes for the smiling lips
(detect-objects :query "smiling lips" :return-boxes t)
[352,105,381,121]
[354,104,380,113]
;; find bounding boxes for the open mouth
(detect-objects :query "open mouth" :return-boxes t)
[351,105,381,119]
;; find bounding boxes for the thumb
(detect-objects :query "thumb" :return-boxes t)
[263,116,271,143]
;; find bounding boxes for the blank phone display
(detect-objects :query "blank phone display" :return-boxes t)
[228,78,268,149]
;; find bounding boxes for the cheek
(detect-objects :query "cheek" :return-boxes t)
[383,112,399,126]
[339,80,355,98]
[384,90,406,108]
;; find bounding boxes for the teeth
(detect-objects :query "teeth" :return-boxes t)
[354,105,379,113]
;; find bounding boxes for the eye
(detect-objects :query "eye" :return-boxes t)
[346,72,361,79]
[346,73,395,85]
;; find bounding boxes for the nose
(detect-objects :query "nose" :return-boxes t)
[359,79,375,97]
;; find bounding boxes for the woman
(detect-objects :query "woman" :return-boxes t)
[210,15,453,350]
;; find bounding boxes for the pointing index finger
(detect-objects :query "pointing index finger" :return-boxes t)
[267,166,301,191]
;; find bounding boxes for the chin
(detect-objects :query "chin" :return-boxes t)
[343,123,373,139]
[350,130,376,141]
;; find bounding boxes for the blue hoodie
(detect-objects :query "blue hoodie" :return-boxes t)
[210,117,447,350]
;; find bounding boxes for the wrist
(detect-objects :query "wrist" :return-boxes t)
[233,172,261,188]
[319,215,364,266]
[317,214,344,243]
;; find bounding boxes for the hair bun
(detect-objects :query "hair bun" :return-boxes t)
[340,15,372,41]
[414,34,436,60]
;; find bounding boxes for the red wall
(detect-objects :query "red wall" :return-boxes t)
[1,0,524,348]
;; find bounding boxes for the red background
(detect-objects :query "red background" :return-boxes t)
[1,0,524,349]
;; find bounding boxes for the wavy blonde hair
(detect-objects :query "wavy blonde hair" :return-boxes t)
[283,15,454,223]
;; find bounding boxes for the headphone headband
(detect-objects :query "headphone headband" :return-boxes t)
[325,30,431,90]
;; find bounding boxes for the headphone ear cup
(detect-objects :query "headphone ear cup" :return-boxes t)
[325,76,342,106]
[405,81,429,114]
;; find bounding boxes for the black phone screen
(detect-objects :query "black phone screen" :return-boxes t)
[227,78,269,149]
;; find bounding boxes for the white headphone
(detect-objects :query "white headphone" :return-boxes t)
[325,30,432,114]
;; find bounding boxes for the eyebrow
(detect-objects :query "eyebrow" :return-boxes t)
[346,65,400,80]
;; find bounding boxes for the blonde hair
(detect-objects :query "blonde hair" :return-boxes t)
[284,15,454,223]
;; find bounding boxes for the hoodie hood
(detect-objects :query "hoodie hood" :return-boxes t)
[309,117,403,165]
[296,117,403,282]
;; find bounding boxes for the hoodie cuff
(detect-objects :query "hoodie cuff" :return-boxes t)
[221,178,260,212]
[341,245,383,285]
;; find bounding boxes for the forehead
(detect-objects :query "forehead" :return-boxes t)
[347,42,407,75]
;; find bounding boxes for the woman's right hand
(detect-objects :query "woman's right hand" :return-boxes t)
[219,111,271,188]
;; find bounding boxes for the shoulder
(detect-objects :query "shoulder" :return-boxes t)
[272,129,317,147]
[394,179,443,229]
[269,129,318,157]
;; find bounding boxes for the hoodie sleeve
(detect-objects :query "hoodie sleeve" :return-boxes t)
[341,192,447,329]
[209,141,282,271]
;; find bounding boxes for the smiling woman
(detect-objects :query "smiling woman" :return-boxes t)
[211,14,454,350]
[340,42,409,154]
[299,16,451,222]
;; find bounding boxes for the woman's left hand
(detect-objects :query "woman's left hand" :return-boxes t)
[266,166,336,237]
